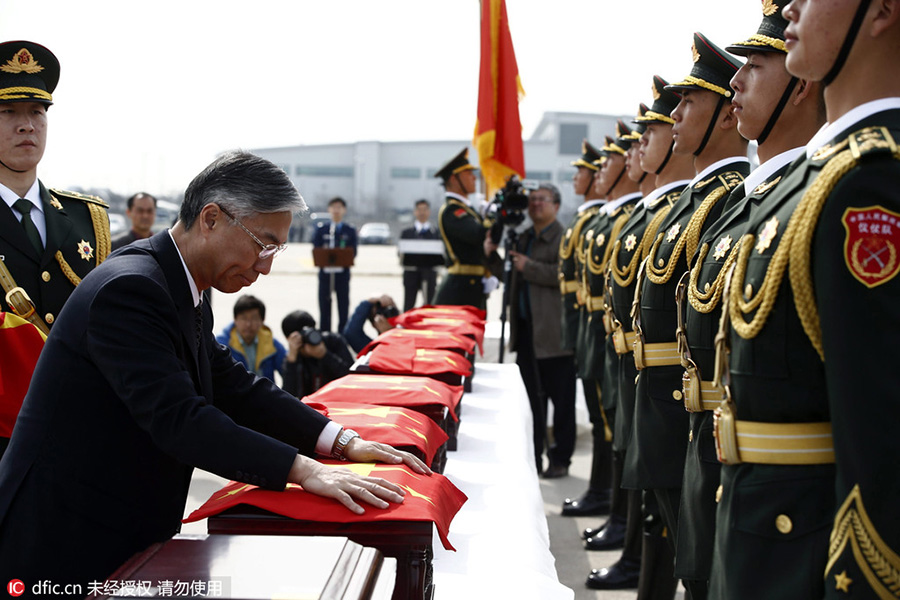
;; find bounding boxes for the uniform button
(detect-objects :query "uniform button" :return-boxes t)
[41,271,51,282]
[673,390,683,401]
[745,283,753,299]
[775,514,793,534]
[44,313,54,324]
[689,430,694,442]
[715,485,723,503]
[657,258,664,267]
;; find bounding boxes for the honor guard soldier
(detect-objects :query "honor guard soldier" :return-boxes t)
[674,5,825,599]
[0,41,110,459]
[711,0,900,597]
[626,33,748,598]
[588,76,696,592]
[578,123,643,550]
[433,148,498,310]
[559,140,612,516]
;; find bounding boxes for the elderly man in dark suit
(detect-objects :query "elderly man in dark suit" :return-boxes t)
[0,152,428,593]
[507,182,577,478]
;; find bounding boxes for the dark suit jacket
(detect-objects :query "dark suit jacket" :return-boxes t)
[399,223,443,268]
[0,231,330,589]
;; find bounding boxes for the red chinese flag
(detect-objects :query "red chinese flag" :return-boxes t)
[308,403,449,466]
[306,374,462,422]
[394,317,485,353]
[184,463,468,551]
[0,312,46,437]
[357,328,477,359]
[474,0,525,200]
[368,342,472,378]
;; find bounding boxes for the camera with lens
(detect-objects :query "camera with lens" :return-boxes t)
[372,302,400,322]
[488,175,536,244]
[299,326,323,346]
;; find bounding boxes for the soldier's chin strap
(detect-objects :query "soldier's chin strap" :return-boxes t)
[607,163,626,196]
[823,0,873,86]
[757,76,799,146]
[694,95,728,157]
[0,159,28,173]
[655,140,675,175]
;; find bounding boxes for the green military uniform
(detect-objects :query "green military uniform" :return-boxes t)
[624,38,747,567]
[433,148,494,310]
[675,9,800,590]
[712,108,900,600]
[0,41,110,459]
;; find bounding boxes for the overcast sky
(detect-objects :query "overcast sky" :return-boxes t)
[2,1,761,197]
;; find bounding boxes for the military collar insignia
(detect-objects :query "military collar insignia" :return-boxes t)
[752,176,782,196]
[713,235,733,260]
[666,222,682,242]
[719,171,746,190]
[77,239,94,261]
[624,234,638,252]
[49,197,63,210]
[756,216,779,254]
[811,139,849,163]
[693,175,718,190]
[834,571,853,593]
[1,48,44,75]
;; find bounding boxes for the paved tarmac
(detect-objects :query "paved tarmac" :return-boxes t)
[187,242,684,599]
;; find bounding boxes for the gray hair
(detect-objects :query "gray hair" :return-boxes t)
[536,182,561,205]
[179,151,307,230]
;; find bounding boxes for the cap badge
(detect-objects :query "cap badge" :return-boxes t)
[762,0,779,16]
[755,217,779,254]
[652,83,660,101]
[691,43,701,63]
[1,48,44,75]
[77,239,94,261]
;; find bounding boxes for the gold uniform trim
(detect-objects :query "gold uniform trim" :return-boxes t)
[731,126,900,360]
[0,86,53,101]
[738,34,787,53]
[447,264,487,276]
[827,484,900,598]
[635,110,675,125]
[672,75,733,98]
[611,205,671,287]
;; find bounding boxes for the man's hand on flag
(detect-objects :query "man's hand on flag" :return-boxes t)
[288,454,406,515]
[344,437,433,476]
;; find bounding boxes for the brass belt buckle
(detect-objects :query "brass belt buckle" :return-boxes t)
[713,394,742,465]
[682,365,703,412]
[6,286,36,320]
[633,335,646,370]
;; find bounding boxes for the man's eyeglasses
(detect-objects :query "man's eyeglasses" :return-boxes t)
[218,205,287,261]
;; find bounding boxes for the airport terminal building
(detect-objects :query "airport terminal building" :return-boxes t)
[252,112,625,221]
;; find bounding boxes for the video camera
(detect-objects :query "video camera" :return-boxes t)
[487,175,537,244]
[371,301,400,323]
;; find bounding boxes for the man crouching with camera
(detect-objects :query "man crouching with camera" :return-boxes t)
[281,310,355,398]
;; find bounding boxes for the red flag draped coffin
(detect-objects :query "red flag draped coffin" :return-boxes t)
[187,464,467,600]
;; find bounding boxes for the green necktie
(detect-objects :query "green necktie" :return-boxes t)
[13,198,43,255]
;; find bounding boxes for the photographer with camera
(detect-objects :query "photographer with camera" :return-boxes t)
[280,310,354,398]
[506,183,577,478]
[342,294,400,354]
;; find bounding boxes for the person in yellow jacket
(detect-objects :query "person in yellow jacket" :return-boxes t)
[216,294,286,381]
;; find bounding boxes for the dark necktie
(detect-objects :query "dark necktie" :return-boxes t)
[194,303,204,352]
[13,198,43,255]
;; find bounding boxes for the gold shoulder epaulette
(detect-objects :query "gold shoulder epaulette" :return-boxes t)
[50,188,109,208]
[717,171,746,191]
[848,126,898,159]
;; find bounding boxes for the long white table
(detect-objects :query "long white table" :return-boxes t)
[433,363,574,599]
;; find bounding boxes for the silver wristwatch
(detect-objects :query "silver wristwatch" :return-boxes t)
[332,428,360,460]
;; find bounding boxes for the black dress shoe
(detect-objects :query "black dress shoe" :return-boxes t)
[584,516,626,550]
[582,518,609,540]
[541,463,569,479]
[585,556,641,589]
[561,490,610,516]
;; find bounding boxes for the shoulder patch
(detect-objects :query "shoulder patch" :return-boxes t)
[848,126,898,160]
[842,205,900,288]
[50,188,109,208]
[718,171,745,190]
